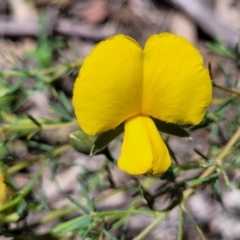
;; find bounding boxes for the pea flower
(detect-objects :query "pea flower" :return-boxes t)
[0,163,16,206]
[73,33,212,175]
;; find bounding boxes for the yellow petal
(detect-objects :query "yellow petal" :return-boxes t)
[0,174,6,205]
[118,116,171,175]
[73,35,142,135]
[142,33,212,125]
[0,164,15,206]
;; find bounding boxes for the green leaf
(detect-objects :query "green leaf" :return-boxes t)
[208,63,213,80]
[218,63,232,87]
[77,179,95,211]
[152,118,190,138]
[27,141,54,152]
[8,78,27,94]
[78,223,94,239]
[58,91,73,115]
[183,206,207,240]
[50,105,72,121]
[177,206,184,240]
[212,179,224,208]
[52,215,92,234]
[230,153,240,164]
[16,199,26,216]
[194,148,209,161]
[214,97,233,114]
[187,172,219,185]
[67,196,89,214]
[219,167,232,191]
[91,123,124,155]
[27,114,42,127]
[206,40,236,59]
[165,141,179,164]
[0,85,9,97]
[111,217,126,230]
[69,129,97,154]
[190,98,233,131]
[160,165,178,181]
[102,229,118,240]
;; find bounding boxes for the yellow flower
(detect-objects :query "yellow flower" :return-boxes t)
[0,163,16,206]
[73,33,212,175]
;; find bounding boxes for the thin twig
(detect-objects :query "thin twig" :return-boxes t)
[213,82,240,97]
[183,126,240,200]
[0,18,116,40]
[168,0,239,48]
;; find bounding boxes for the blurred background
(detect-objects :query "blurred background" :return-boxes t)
[1,0,240,239]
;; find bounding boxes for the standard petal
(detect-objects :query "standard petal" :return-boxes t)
[142,33,212,125]
[118,116,171,175]
[73,35,142,135]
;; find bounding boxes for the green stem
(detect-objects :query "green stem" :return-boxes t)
[9,157,40,174]
[0,120,77,133]
[177,205,184,240]
[0,213,20,223]
[0,60,82,79]
[181,205,207,240]
[134,125,240,239]
[183,125,240,200]
[30,207,75,228]
[8,144,71,174]
[0,163,43,213]
[213,82,240,96]
[133,211,169,240]
[90,209,157,218]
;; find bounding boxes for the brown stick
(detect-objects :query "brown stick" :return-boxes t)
[168,0,239,48]
[0,18,116,40]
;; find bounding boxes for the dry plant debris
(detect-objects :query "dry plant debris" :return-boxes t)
[1,0,240,239]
